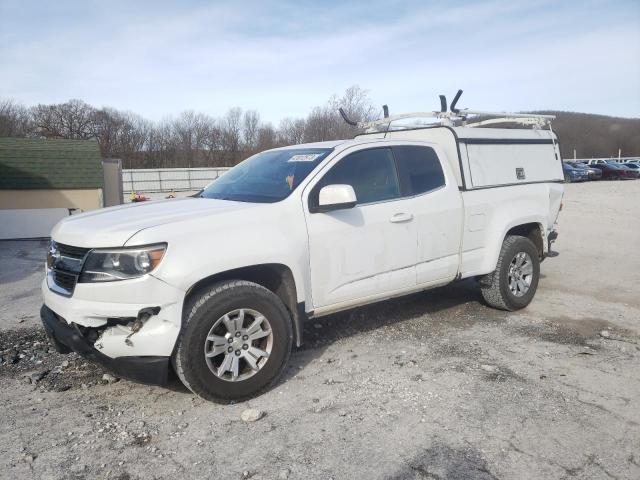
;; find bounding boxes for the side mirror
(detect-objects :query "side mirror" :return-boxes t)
[316,184,357,212]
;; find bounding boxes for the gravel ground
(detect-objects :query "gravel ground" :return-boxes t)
[1,180,639,480]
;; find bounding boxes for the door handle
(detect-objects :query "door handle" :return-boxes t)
[389,212,413,223]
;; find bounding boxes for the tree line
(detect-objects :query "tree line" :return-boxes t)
[1,88,638,169]
[0,86,377,169]
[533,111,640,159]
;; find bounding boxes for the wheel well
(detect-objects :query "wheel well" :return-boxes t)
[506,223,543,258]
[184,264,304,346]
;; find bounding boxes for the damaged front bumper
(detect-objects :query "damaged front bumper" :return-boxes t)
[40,305,170,385]
[40,273,186,386]
[41,274,184,357]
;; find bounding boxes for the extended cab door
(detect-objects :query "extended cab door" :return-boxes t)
[392,145,463,284]
[303,147,417,309]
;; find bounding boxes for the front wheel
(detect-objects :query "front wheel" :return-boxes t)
[480,235,540,311]
[174,280,293,402]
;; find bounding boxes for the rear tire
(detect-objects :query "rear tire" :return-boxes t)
[480,235,540,311]
[174,280,293,403]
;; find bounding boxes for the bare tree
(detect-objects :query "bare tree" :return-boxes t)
[256,123,277,151]
[242,110,260,153]
[303,85,379,142]
[0,99,31,137]
[31,99,97,139]
[277,117,306,145]
[220,107,243,165]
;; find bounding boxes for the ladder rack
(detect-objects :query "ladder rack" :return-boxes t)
[339,90,556,132]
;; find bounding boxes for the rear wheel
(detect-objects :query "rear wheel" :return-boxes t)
[174,280,292,402]
[480,235,540,311]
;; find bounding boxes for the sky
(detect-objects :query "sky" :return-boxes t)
[1,0,639,123]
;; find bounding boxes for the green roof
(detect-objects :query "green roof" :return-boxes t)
[0,137,102,189]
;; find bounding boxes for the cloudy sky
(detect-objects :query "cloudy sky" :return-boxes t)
[1,0,638,122]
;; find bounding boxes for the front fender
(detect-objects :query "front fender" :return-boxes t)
[125,201,310,305]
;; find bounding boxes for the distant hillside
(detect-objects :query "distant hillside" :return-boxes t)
[532,111,640,159]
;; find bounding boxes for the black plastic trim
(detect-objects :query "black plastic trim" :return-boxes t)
[294,302,308,347]
[40,305,169,385]
[439,95,447,112]
[443,126,468,190]
[338,108,357,126]
[450,89,463,113]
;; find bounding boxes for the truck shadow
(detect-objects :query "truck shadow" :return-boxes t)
[283,278,502,381]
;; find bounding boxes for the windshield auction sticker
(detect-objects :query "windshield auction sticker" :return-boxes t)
[288,154,322,162]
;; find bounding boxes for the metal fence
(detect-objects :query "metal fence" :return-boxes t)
[122,167,230,194]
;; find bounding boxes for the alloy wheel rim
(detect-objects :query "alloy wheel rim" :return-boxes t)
[508,252,533,297]
[203,308,273,382]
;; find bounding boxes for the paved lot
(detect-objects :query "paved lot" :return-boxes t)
[1,181,639,479]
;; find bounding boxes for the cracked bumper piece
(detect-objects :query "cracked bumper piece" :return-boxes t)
[41,304,170,385]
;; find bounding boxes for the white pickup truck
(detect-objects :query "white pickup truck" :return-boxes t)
[41,106,564,402]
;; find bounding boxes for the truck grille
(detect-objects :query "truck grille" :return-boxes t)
[47,242,91,297]
[53,270,77,292]
[58,243,91,259]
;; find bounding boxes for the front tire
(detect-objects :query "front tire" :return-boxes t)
[480,235,540,311]
[174,280,293,402]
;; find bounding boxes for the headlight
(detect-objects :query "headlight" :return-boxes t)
[79,244,166,283]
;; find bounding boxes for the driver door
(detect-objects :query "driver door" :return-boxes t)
[304,147,417,309]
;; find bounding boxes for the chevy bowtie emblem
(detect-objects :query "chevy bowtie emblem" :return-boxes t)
[47,241,60,268]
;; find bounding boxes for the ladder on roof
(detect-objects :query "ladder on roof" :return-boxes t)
[339,89,556,132]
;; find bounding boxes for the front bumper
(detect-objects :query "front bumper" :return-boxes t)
[40,305,169,385]
[42,274,184,358]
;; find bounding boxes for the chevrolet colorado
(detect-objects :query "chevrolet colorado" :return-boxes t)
[41,109,564,402]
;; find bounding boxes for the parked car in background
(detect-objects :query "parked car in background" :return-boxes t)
[566,161,602,180]
[589,162,638,180]
[618,164,640,178]
[563,162,589,182]
[623,162,640,172]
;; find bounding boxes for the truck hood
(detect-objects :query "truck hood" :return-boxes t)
[51,198,258,248]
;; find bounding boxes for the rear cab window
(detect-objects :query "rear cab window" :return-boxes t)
[392,145,446,196]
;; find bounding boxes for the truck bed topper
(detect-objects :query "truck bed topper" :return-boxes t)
[346,90,563,190]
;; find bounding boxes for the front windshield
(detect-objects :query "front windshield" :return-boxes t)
[201,148,332,203]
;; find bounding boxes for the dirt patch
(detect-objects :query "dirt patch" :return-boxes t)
[480,365,526,383]
[514,316,636,348]
[390,442,498,480]
[0,327,107,391]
